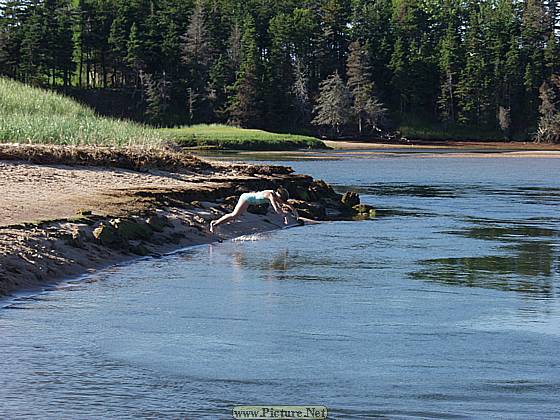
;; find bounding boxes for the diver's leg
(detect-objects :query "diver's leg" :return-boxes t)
[210,199,249,232]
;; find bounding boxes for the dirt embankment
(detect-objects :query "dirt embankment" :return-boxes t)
[0,144,360,298]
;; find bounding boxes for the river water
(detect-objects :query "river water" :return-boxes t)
[1,154,559,419]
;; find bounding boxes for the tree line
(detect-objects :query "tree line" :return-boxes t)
[1,0,559,141]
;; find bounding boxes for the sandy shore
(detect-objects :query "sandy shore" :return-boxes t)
[0,146,349,298]
[323,140,560,158]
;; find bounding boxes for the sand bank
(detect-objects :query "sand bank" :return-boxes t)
[0,145,351,298]
[324,140,560,155]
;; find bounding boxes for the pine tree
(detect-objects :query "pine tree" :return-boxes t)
[347,40,385,134]
[19,3,45,85]
[456,4,493,127]
[54,1,75,87]
[0,23,9,75]
[536,74,560,142]
[0,1,29,78]
[437,1,463,124]
[521,0,548,127]
[389,36,408,113]
[312,71,353,137]
[0,0,553,136]
[141,70,170,125]
[180,1,211,123]
[181,1,209,69]
[266,12,295,128]
[109,0,151,86]
[544,32,559,76]
[127,23,143,73]
[486,0,524,136]
[227,21,242,75]
[350,0,393,97]
[389,0,424,114]
[292,57,311,127]
[288,7,322,93]
[227,16,262,127]
[319,0,351,77]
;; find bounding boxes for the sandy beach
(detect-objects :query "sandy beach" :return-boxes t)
[0,145,349,298]
[322,140,560,158]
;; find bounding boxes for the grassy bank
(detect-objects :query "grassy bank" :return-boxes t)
[0,77,164,147]
[161,124,326,150]
[0,78,326,150]
[398,119,519,142]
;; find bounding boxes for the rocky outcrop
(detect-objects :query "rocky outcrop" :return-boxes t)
[285,179,375,221]
[352,204,376,219]
[109,218,153,241]
[342,191,360,207]
[92,223,120,245]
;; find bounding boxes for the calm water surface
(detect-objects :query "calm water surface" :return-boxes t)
[1,156,560,419]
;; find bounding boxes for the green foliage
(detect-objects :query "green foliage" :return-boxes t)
[0,0,559,141]
[161,124,326,150]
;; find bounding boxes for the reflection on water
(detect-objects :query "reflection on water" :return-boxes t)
[339,183,560,207]
[411,254,556,296]
[351,184,460,198]
[412,220,559,296]
[1,157,560,419]
[453,224,558,241]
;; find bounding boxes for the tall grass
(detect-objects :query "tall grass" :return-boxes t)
[0,77,163,147]
[161,124,326,150]
[0,78,325,150]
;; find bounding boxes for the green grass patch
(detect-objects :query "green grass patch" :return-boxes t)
[396,116,517,141]
[160,124,327,150]
[0,77,163,147]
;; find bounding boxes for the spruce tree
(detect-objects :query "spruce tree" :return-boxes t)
[0,0,554,136]
[350,0,393,97]
[142,71,170,125]
[292,57,311,127]
[0,24,8,75]
[456,4,493,127]
[227,21,242,75]
[536,74,560,143]
[437,1,463,124]
[347,40,385,134]
[389,36,408,113]
[320,0,351,77]
[127,23,143,74]
[521,0,548,127]
[227,16,262,127]
[312,71,353,137]
[181,2,209,68]
[266,12,295,128]
[180,1,211,123]
[0,1,25,78]
[54,1,74,87]
[20,3,45,85]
